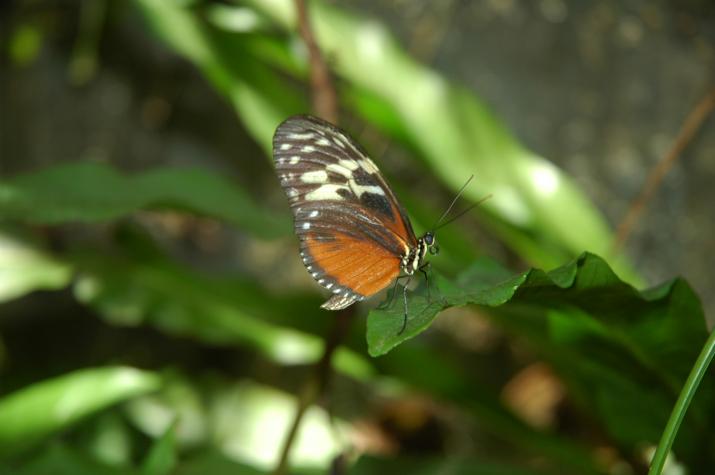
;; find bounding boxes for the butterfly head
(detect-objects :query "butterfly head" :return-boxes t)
[423,231,439,256]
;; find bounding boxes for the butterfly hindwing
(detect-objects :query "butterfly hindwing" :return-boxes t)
[273,115,417,308]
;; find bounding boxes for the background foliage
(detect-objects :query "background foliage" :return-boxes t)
[1,1,713,474]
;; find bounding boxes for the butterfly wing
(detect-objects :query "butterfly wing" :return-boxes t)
[273,115,418,310]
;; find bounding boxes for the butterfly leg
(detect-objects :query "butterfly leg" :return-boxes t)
[378,275,410,310]
[419,262,447,306]
[398,275,412,335]
[419,262,432,302]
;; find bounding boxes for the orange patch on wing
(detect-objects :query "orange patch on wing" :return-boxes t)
[306,233,401,297]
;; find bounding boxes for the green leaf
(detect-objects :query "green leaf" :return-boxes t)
[141,420,178,475]
[72,225,374,381]
[0,231,72,303]
[0,161,289,239]
[0,443,137,475]
[0,366,161,458]
[367,253,714,463]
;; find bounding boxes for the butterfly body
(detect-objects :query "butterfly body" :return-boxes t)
[272,115,437,312]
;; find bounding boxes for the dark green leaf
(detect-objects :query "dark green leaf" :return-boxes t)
[141,420,177,475]
[0,161,289,239]
[367,253,714,462]
[0,444,137,475]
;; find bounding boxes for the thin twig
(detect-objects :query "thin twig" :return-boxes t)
[272,3,345,475]
[612,86,715,254]
[295,0,338,124]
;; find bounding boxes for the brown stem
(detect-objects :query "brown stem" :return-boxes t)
[295,0,338,123]
[612,86,715,254]
[272,308,354,475]
[273,5,344,474]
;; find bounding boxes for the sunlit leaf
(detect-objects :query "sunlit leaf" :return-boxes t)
[133,0,307,153]
[0,231,72,303]
[0,366,161,458]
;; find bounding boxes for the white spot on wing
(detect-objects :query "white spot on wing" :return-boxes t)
[326,163,353,178]
[279,143,292,151]
[302,222,311,230]
[302,145,316,153]
[317,138,330,146]
[325,283,333,289]
[300,170,328,183]
[289,156,300,165]
[351,183,384,196]
[338,159,359,171]
[359,159,380,174]
[288,132,315,140]
[287,188,299,198]
[309,210,319,218]
[306,184,348,201]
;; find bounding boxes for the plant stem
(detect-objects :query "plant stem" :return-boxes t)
[272,309,354,475]
[295,0,338,123]
[613,86,715,253]
[648,327,715,475]
[272,3,343,474]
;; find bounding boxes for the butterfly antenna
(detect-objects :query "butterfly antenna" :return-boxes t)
[433,194,492,231]
[430,175,474,231]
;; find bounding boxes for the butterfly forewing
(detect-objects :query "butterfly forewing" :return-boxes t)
[273,115,417,310]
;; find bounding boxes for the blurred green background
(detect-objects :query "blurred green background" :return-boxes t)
[0,1,714,474]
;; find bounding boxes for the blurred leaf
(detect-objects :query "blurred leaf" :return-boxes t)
[0,366,161,458]
[125,375,208,449]
[0,444,136,475]
[174,449,321,475]
[133,0,307,153]
[368,253,714,463]
[0,161,289,239]
[141,420,177,475]
[85,413,133,467]
[0,231,72,303]
[9,23,43,67]
[72,225,374,380]
[127,377,344,473]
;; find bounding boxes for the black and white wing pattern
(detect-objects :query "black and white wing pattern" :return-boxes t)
[272,115,418,310]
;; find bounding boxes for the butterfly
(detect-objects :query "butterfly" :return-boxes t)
[273,115,462,332]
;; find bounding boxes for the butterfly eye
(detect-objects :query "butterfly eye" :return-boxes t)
[424,232,434,246]
[429,244,439,255]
